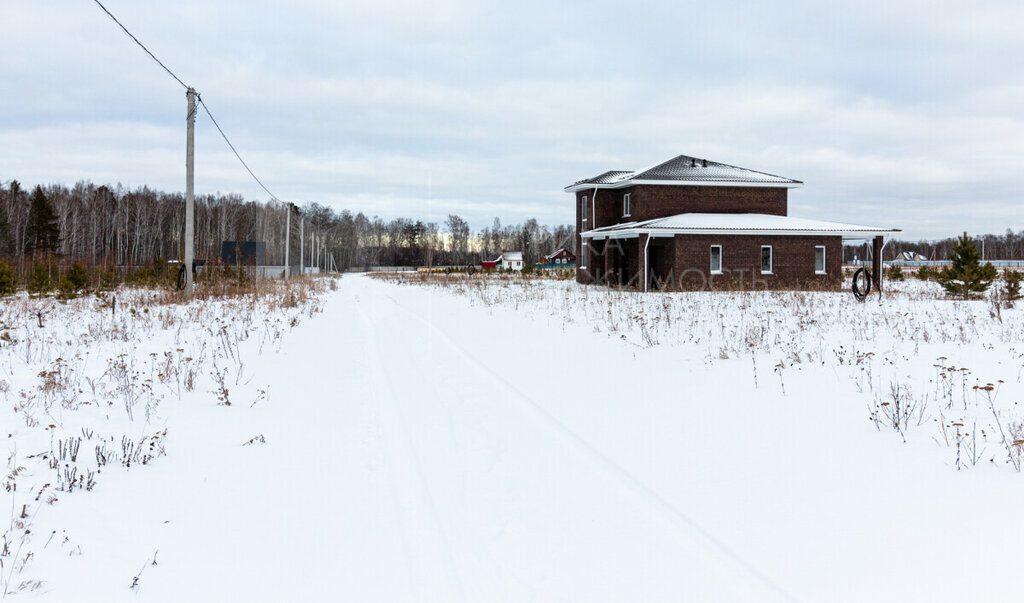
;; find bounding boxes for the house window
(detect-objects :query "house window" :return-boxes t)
[581,241,587,269]
[815,246,826,274]
[582,195,588,224]
[761,245,773,274]
[710,245,722,274]
[623,193,631,217]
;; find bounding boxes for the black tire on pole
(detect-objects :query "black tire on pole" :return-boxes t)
[852,267,872,301]
[177,264,186,291]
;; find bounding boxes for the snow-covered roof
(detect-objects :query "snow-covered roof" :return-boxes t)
[502,251,524,261]
[582,213,899,240]
[566,155,802,192]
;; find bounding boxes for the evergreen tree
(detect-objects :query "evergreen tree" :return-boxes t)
[65,260,90,291]
[27,258,53,296]
[0,259,15,296]
[937,232,997,299]
[1003,269,1022,306]
[0,181,14,255]
[26,185,60,255]
[99,264,121,290]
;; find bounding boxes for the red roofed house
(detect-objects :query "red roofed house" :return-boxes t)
[567,154,899,291]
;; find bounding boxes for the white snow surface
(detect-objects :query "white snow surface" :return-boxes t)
[4,273,1024,601]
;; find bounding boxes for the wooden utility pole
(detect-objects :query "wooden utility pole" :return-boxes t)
[284,204,291,279]
[299,217,304,276]
[184,87,196,296]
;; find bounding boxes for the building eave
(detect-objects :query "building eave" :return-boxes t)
[582,227,901,241]
[564,179,803,193]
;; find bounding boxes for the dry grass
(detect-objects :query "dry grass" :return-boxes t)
[0,274,339,592]
[380,272,1024,473]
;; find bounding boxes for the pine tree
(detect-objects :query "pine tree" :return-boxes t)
[1003,269,1022,307]
[26,185,60,255]
[937,232,997,299]
[65,260,90,291]
[27,259,53,296]
[0,259,16,296]
[0,212,12,255]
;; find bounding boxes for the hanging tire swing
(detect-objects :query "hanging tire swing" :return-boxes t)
[852,267,872,301]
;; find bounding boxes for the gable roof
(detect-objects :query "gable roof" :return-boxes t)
[581,213,899,240]
[565,154,802,192]
[501,251,523,262]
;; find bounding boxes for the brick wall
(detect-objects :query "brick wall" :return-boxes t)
[630,185,788,222]
[667,234,842,290]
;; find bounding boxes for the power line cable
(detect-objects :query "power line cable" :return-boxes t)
[91,0,189,90]
[92,0,287,205]
[198,97,282,203]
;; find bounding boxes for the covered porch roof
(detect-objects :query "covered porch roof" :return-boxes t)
[581,213,900,241]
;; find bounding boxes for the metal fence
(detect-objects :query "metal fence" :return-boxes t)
[888,260,1024,268]
[343,266,419,273]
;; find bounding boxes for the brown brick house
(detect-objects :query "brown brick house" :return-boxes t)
[543,248,577,266]
[567,154,899,291]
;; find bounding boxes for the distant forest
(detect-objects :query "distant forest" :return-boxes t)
[2,179,1019,280]
[848,231,1024,263]
[0,180,575,277]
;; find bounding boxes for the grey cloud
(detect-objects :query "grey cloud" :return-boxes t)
[3,0,1023,239]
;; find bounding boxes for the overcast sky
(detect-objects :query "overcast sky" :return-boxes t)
[2,0,1023,239]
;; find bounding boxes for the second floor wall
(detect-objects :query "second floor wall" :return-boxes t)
[577,185,788,232]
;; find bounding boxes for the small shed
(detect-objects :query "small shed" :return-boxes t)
[221,241,267,266]
[499,251,524,271]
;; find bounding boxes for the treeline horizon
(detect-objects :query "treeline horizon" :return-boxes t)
[0,179,576,277]
[3,179,1021,280]
[848,231,1024,262]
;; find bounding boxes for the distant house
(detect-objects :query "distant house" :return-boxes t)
[543,248,576,266]
[897,251,928,261]
[567,154,900,291]
[498,251,524,271]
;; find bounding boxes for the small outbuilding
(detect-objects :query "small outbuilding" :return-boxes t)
[221,241,267,266]
[498,251,524,271]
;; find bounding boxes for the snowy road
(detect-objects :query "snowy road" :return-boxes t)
[48,274,1024,602]
[85,274,784,602]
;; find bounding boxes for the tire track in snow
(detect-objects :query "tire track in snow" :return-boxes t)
[371,278,798,603]
[355,301,468,603]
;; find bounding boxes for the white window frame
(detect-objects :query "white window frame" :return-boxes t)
[623,193,631,217]
[815,245,826,274]
[710,245,722,274]
[761,245,773,274]
[581,241,588,269]
[581,195,588,225]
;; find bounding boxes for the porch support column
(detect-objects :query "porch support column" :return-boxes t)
[603,238,613,286]
[640,232,651,292]
[872,235,883,292]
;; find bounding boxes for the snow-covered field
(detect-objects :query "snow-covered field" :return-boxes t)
[4,272,1024,601]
